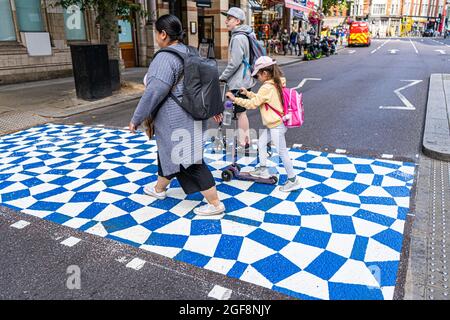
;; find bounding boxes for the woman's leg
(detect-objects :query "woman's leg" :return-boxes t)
[237,111,250,146]
[270,125,296,179]
[201,186,221,207]
[155,175,171,193]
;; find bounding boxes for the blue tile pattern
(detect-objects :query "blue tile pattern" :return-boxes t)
[0,124,416,300]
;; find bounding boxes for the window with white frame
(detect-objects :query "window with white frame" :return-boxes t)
[372,4,386,15]
[0,0,16,41]
[15,0,45,32]
[404,2,411,15]
[421,4,428,17]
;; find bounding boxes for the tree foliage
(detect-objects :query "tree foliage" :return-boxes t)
[322,0,339,15]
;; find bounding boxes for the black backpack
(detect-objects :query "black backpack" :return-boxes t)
[152,46,223,120]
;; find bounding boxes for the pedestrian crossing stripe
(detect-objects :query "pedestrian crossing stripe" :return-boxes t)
[0,124,416,300]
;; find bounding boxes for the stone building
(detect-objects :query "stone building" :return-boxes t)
[0,0,250,85]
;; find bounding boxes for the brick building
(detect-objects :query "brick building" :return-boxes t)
[0,0,250,85]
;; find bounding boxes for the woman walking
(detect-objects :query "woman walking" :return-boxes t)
[129,14,225,216]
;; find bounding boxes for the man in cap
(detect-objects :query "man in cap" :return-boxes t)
[219,7,256,152]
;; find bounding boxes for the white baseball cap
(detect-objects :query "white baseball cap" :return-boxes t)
[251,56,277,77]
[221,7,245,22]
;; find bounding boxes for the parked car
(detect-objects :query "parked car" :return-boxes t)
[422,29,434,37]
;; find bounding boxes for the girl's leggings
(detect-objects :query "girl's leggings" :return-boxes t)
[258,123,296,179]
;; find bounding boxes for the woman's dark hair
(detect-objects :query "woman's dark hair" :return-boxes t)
[155,14,185,43]
[259,64,284,106]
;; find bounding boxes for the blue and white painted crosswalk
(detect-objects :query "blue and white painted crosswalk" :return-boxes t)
[0,124,415,300]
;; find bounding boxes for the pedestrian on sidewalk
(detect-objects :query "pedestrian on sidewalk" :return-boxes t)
[225,56,301,192]
[296,28,305,57]
[219,7,257,152]
[129,14,225,216]
[289,29,298,55]
[281,29,290,55]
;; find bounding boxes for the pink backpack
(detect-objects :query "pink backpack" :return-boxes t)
[265,87,304,128]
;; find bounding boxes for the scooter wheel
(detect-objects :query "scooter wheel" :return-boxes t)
[222,170,233,182]
[271,176,278,184]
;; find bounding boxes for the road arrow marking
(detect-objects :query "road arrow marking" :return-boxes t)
[389,49,399,54]
[379,80,423,110]
[435,49,446,55]
[294,78,322,90]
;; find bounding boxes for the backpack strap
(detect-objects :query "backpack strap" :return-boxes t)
[234,32,253,77]
[264,103,284,120]
[151,47,186,110]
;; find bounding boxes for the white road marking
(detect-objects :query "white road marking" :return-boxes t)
[348,50,356,54]
[293,78,322,90]
[409,39,418,54]
[10,220,30,229]
[292,143,303,149]
[61,236,81,247]
[371,39,391,54]
[435,49,446,55]
[126,258,146,270]
[379,80,423,110]
[116,256,128,263]
[96,124,105,127]
[388,49,399,54]
[381,154,394,159]
[335,149,347,154]
[208,285,232,300]
[74,122,84,125]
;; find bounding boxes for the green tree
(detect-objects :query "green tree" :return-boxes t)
[322,0,340,15]
[56,0,144,64]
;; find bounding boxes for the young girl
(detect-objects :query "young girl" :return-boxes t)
[225,56,301,192]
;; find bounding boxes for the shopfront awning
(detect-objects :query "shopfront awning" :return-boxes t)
[284,0,312,13]
[248,0,263,11]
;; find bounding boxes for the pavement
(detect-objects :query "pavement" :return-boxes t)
[0,55,305,130]
[422,74,450,161]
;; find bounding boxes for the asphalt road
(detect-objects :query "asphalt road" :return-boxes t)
[59,37,449,161]
[1,37,448,301]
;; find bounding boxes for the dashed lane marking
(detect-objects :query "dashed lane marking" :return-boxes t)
[60,237,82,247]
[335,149,347,154]
[10,220,30,229]
[126,258,146,270]
[208,285,233,300]
[382,154,394,159]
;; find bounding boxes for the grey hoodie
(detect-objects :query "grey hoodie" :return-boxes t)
[219,25,257,91]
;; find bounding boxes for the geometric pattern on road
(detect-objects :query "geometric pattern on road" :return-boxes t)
[0,124,415,300]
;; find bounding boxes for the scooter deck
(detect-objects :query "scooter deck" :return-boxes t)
[235,171,278,185]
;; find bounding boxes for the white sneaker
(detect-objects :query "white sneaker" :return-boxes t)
[279,177,301,192]
[249,166,271,179]
[143,184,167,199]
[193,202,225,216]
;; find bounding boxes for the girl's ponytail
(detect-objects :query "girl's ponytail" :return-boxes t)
[271,64,285,107]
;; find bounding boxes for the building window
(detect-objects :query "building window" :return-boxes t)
[63,4,87,40]
[118,19,133,43]
[0,0,16,41]
[372,4,386,16]
[15,0,45,32]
